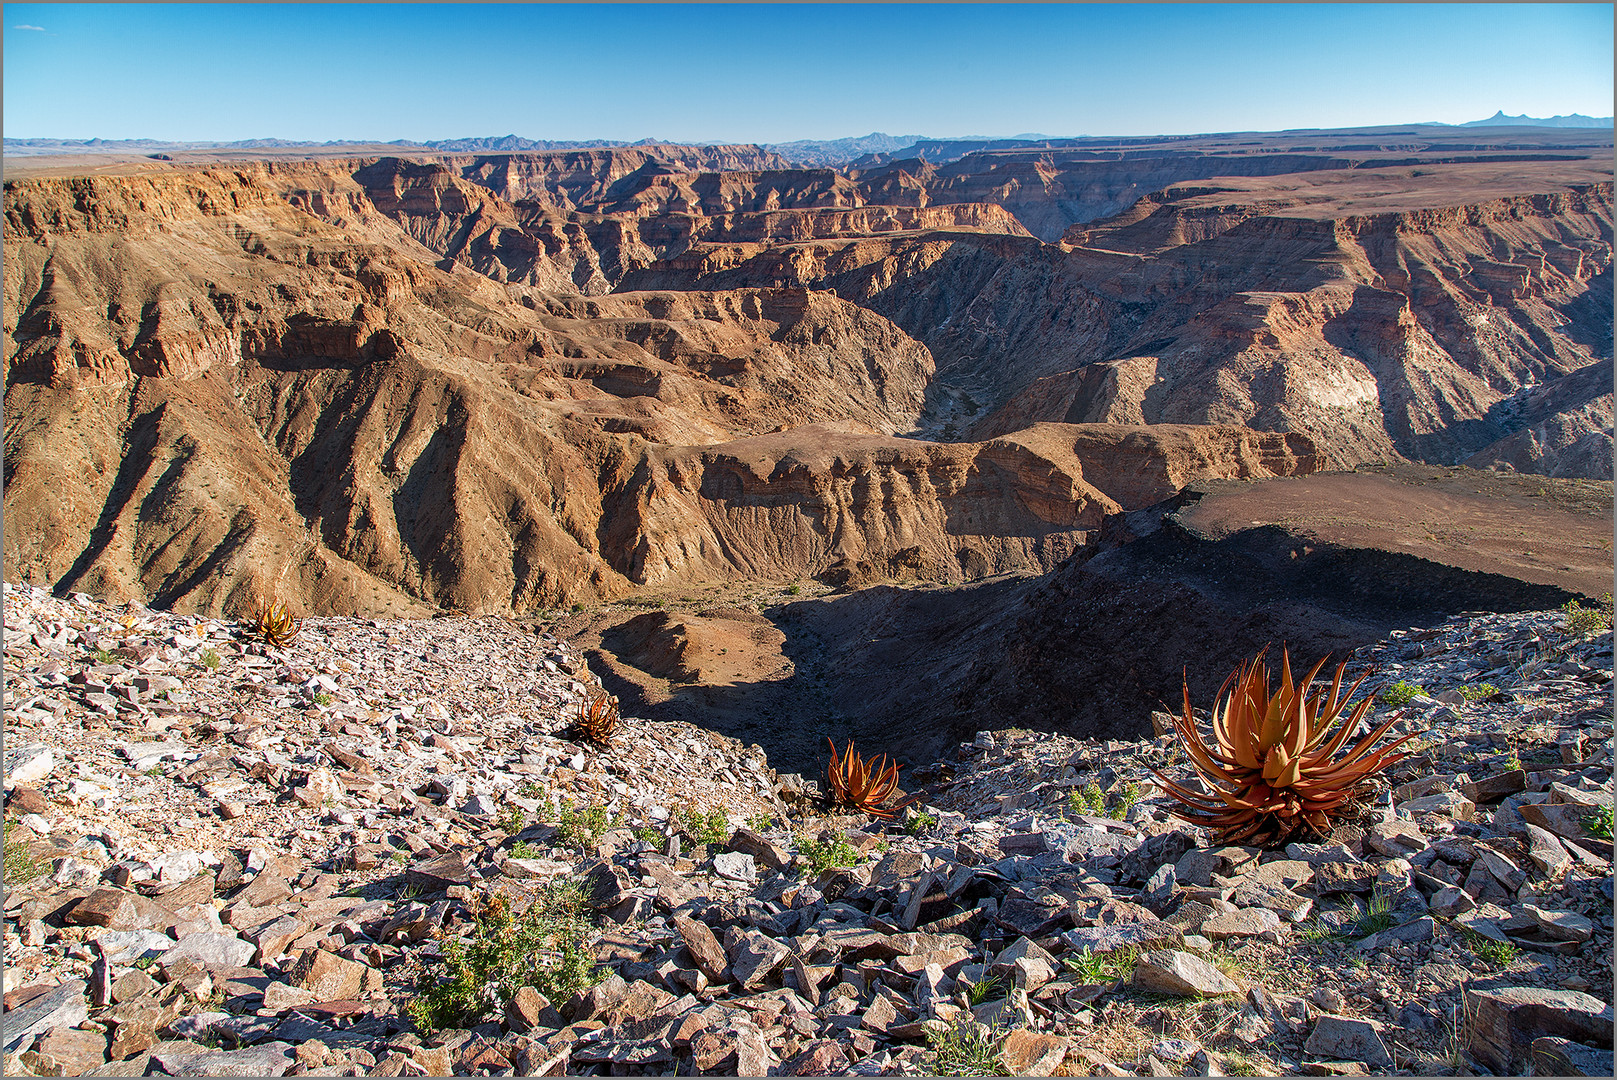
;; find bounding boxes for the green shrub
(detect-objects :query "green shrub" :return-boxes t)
[1582,804,1613,840]
[1561,593,1613,636]
[1067,782,1106,818]
[1459,682,1499,702]
[1379,680,1425,706]
[507,840,542,860]
[313,692,333,707]
[797,834,861,875]
[496,807,527,835]
[555,801,618,849]
[200,648,221,671]
[746,813,776,833]
[673,805,730,846]
[786,584,802,596]
[906,810,939,836]
[407,882,600,1034]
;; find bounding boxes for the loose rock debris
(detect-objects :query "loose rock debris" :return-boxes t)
[3,582,1612,1075]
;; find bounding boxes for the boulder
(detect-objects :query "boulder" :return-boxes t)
[1130,950,1239,997]
[1464,984,1614,1076]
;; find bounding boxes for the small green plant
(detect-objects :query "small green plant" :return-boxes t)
[312,692,333,707]
[93,648,117,665]
[200,648,221,671]
[925,1018,1007,1076]
[406,882,601,1035]
[1379,680,1426,706]
[507,840,542,860]
[1461,929,1520,968]
[1459,682,1499,702]
[966,973,1004,1005]
[633,825,663,846]
[3,835,44,886]
[143,766,164,778]
[786,584,802,596]
[1112,781,1140,818]
[673,805,730,847]
[906,810,939,836]
[496,806,527,835]
[1067,782,1107,818]
[797,834,861,875]
[746,813,776,833]
[389,850,409,864]
[1063,945,1140,983]
[1560,593,1613,636]
[1220,1049,1265,1077]
[515,781,546,799]
[1580,804,1613,841]
[555,801,618,849]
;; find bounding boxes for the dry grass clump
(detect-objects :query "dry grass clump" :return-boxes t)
[1155,647,1414,846]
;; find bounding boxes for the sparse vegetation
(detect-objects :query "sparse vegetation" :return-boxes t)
[1351,888,1396,938]
[905,810,939,836]
[1155,647,1415,846]
[786,583,802,596]
[966,973,1004,1005]
[496,806,527,835]
[507,840,542,860]
[1581,804,1612,840]
[1461,929,1521,968]
[797,833,861,875]
[555,801,618,849]
[92,647,117,665]
[673,804,730,846]
[746,813,776,833]
[1068,782,1107,818]
[924,1018,1006,1076]
[1560,593,1613,636]
[1379,679,1426,706]
[200,647,221,670]
[4,835,44,886]
[1459,682,1499,701]
[407,883,601,1035]
[312,691,332,707]
[1064,946,1140,983]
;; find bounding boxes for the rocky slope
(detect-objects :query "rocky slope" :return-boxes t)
[3,583,1612,1077]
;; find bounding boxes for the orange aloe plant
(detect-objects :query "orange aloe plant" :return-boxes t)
[826,739,914,819]
[1153,647,1415,846]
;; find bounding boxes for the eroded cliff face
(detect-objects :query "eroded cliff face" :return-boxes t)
[4,168,1316,618]
[622,177,1614,469]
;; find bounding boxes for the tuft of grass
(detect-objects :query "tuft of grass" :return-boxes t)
[312,692,333,707]
[507,840,542,860]
[672,804,730,847]
[966,973,1004,1006]
[1581,804,1613,841]
[1379,680,1426,706]
[143,766,164,778]
[786,584,802,596]
[555,801,618,849]
[496,806,527,835]
[92,648,117,665]
[406,882,600,1035]
[4,835,44,886]
[1063,945,1140,983]
[1560,593,1613,636]
[925,1019,1006,1076]
[200,647,221,671]
[1351,889,1396,938]
[1220,1049,1265,1077]
[797,834,861,876]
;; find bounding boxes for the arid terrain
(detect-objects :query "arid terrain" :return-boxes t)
[3,123,1614,1079]
[4,126,1613,755]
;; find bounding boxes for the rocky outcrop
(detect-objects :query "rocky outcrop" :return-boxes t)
[1464,357,1614,479]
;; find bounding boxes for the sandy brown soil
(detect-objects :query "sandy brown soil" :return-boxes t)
[1181,463,1614,600]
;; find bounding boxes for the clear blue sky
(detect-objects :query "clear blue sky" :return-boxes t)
[4,3,1612,142]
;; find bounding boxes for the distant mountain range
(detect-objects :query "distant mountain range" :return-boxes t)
[1457,111,1612,129]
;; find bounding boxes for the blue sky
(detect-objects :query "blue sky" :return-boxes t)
[4,4,1612,142]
